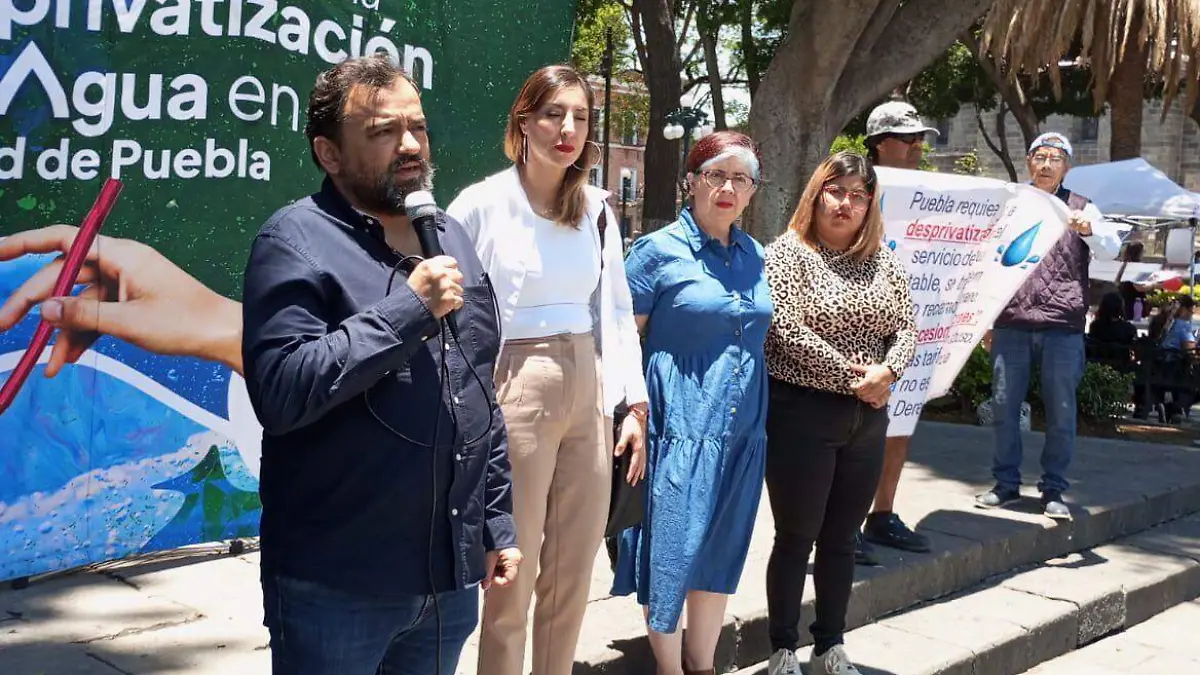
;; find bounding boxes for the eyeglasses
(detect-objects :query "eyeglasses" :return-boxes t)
[888,133,924,145]
[1030,153,1066,166]
[697,170,757,193]
[822,184,872,209]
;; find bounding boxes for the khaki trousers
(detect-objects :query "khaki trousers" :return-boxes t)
[479,333,611,675]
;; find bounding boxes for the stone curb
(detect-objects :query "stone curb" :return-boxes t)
[785,512,1200,675]
[574,483,1200,674]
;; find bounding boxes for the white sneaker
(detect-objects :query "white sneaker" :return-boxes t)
[809,645,862,675]
[767,648,801,675]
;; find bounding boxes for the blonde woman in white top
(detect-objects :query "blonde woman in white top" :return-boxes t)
[447,64,649,675]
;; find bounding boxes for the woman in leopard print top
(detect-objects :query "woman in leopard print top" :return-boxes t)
[761,152,916,675]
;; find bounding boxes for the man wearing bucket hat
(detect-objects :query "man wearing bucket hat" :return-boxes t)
[851,101,939,568]
[864,101,938,170]
[976,132,1121,520]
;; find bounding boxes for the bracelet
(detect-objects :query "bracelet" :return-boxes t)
[626,406,648,422]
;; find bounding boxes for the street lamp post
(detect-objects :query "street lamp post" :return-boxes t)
[662,93,714,205]
[619,167,632,240]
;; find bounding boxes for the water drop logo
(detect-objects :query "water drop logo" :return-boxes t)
[996,221,1043,268]
[887,239,897,251]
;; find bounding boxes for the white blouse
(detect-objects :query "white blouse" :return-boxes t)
[447,166,649,410]
[506,207,601,340]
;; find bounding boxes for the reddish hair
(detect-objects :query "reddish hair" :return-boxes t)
[685,131,761,177]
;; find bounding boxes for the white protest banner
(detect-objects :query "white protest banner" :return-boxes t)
[876,168,1072,437]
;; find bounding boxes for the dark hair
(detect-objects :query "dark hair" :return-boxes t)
[305,54,420,170]
[864,136,881,164]
[1095,292,1126,324]
[1118,281,1140,316]
[1124,241,1144,262]
[788,151,882,262]
[504,65,596,228]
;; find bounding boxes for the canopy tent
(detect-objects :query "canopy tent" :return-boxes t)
[1064,158,1200,221]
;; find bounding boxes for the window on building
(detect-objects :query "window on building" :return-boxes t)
[1080,117,1099,142]
[589,166,602,187]
[591,107,602,141]
[620,168,638,201]
[622,121,640,146]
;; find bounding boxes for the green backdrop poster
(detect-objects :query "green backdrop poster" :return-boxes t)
[0,0,575,581]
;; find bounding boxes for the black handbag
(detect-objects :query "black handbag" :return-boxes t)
[596,208,646,538]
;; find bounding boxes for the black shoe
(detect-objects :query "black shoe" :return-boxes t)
[854,532,879,566]
[975,485,1021,509]
[1041,491,1072,520]
[863,512,931,553]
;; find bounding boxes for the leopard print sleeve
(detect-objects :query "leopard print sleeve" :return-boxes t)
[764,233,859,393]
[881,250,917,379]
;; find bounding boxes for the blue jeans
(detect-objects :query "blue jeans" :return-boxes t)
[262,574,478,675]
[990,327,1085,494]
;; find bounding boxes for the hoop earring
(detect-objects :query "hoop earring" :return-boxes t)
[571,140,602,171]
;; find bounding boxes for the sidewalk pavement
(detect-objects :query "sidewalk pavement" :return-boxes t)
[1021,597,1200,673]
[3,421,1200,675]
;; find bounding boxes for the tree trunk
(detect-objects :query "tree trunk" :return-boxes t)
[746,0,995,241]
[1006,80,1041,152]
[1108,12,1148,161]
[699,11,728,130]
[964,30,1039,150]
[632,0,683,231]
[740,0,761,101]
[977,102,1018,181]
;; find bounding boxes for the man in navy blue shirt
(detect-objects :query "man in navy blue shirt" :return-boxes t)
[241,54,522,675]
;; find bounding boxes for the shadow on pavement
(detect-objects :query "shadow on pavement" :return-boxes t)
[0,540,266,675]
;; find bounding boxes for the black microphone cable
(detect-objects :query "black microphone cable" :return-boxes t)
[364,255,501,675]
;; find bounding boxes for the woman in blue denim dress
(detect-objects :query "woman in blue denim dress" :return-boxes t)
[612,131,773,675]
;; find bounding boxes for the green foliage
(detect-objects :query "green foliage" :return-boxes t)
[951,345,994,411]
[951,346,1133,422]
[726,98,751,131]
[1145,289,1196,308]
[1025,66,1107,121]
[571,0,633,76]
[908,41,997,122]
[918,143,937,172]
[907,38,1105,126]
[830,134,868,156]
[612,87,650,142]
[1076,363,1135,422]
[953,150,983,176]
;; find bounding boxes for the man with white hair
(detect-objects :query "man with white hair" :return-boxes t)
[976,132,1121,520]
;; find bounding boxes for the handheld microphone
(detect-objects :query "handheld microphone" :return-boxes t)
[405,190,459,340]
[406,190,443,259]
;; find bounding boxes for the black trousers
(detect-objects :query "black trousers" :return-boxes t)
[764,378,887,654]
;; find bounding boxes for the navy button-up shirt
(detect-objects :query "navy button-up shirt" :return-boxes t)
[241,177,515,596]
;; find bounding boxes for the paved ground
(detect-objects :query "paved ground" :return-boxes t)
[1020,597,1200,674]
[736,512,1200,675]
[3,421,1200,675]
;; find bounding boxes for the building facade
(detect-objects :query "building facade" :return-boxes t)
[588,76,648,239]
